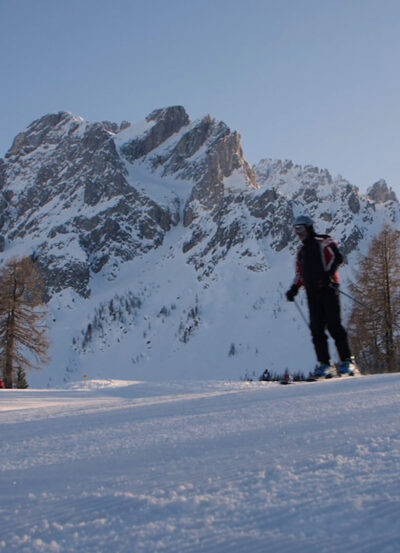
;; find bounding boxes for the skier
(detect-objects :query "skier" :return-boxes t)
[281,369,292,384]
[285,215,357,378]
[260,368,271,381]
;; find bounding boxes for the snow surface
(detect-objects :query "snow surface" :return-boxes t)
[1,374,399,552]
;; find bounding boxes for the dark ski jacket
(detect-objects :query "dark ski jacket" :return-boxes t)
[291,234,343,294]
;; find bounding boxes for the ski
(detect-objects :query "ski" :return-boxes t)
[259,366,362,385]
[306,371,361,382]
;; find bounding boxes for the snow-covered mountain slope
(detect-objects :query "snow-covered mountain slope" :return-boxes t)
[0,107,399,386]
[1,374,400,552]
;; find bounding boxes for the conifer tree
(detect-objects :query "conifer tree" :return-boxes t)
[348,225,400,373]
[16,366,29,389]
[0,257,49,388]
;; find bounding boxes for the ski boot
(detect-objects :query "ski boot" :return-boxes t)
[313,362,337,379]
[338,357,359,377]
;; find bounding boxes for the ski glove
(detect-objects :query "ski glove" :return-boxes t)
[286,285,298,302]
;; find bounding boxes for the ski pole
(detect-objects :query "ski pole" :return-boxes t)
[336,286,400,332]
[294,298,310,329]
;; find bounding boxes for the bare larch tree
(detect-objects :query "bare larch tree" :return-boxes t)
[348,225,400,374]
[0,257,49,388]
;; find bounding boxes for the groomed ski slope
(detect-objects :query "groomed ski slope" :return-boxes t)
[1,374,399,553]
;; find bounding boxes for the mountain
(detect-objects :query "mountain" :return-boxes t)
[0,106,399,386]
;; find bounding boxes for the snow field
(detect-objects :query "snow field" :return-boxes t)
[1,374,399,552]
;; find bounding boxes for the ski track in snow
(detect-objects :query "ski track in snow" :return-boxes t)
[1,375,400,553]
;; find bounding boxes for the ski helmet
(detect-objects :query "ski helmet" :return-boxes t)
[293,215,314,228]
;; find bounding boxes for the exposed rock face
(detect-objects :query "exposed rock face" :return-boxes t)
[367,179,398,204]
[183,125,257,225]
[1,107,399,299]
[121,106,190,163]
[181,155,400,279]
[1,111,179,296]
[6,112,73,158]
[251,159,387,256]
[0,107,259,296]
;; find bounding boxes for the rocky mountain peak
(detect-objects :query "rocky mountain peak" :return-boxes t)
[5,111,80,159]
[145,105,189,125]
[367,179,398,204]
[121,106,190,163]
[1,106,399,304]
[0,106,260,298]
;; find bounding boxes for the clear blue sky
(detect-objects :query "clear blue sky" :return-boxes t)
[1,0,400,193]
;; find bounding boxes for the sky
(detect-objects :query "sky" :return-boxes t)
[1,0,400,194]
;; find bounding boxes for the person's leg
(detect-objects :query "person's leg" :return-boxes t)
[324,287,351,361]
[308,293,330,364]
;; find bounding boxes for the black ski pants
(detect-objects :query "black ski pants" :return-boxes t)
[307,286,351,365]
